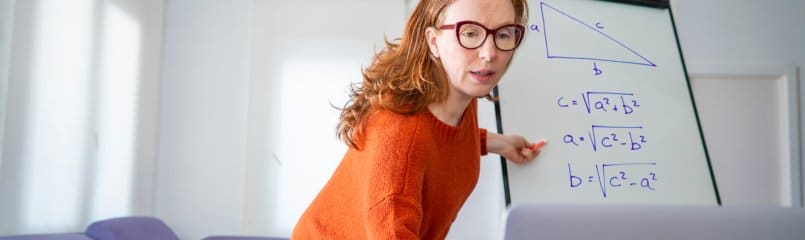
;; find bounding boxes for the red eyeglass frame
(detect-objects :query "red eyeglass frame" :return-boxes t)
[438,20,526,51]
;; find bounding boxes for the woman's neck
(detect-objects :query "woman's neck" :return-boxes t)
[427,92,473,127]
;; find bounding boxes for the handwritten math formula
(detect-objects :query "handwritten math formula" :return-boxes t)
[568,162,658,198]
[562,125,647,152]
[557,91,641,115]
[555,89,652,198]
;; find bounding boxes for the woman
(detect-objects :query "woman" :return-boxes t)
[292,0,546,238]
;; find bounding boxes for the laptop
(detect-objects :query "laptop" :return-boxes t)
[502,204,805,240]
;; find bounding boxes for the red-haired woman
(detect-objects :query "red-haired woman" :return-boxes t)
[293,0,546,238]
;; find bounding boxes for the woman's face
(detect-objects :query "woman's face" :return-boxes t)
[427,0,518,100]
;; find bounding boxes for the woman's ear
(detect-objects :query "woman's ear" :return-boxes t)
[425,27,440,59]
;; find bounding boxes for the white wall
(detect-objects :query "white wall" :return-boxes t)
[672,0,805,206]
[672,0,805,67]
[247,0,406,236]
[154,0,251,239]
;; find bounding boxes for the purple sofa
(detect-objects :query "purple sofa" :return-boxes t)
[0,216,178,240]
[0,216,289,240]
[0,233,91,240]
[85,216,179,240]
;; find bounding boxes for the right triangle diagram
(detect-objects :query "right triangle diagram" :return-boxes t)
[540,1,656,67]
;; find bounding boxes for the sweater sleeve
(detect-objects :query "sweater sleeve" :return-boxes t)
[479,128,488,156]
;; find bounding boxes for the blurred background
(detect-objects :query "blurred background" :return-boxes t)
[0,0,803,239]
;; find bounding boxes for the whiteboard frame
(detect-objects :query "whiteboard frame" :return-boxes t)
[687,64,802,207]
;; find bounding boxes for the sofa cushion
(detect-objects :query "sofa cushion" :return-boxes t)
[85,216,178,240]
[0,233,92,240]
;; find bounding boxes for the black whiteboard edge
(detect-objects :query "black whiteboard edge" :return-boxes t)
[493,86,514,207]
[599,0,670,8]
[669,7,723,206]
[794,67,805,207]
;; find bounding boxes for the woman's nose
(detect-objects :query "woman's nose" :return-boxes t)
[478,34,498,62]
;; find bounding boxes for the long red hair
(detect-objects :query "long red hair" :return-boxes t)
[337,0,528,149]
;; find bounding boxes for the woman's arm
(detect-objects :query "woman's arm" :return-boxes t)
[486,131,547,163]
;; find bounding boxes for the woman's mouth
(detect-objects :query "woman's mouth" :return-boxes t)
[470,70,496,83]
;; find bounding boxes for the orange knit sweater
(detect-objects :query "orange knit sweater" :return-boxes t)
[292,99,487,239]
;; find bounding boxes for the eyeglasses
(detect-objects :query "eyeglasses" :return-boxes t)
[438,21,525,51]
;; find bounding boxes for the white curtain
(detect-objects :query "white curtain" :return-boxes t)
[0,0,162,235]
[0,0,14,185]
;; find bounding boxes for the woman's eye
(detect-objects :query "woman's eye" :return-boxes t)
[462,31,479,38]
[497,29,514,39]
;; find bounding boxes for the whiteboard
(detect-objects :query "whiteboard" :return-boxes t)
[498,0,720,205]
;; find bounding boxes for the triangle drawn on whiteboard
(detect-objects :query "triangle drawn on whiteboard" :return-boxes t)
[540,1,657,67]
